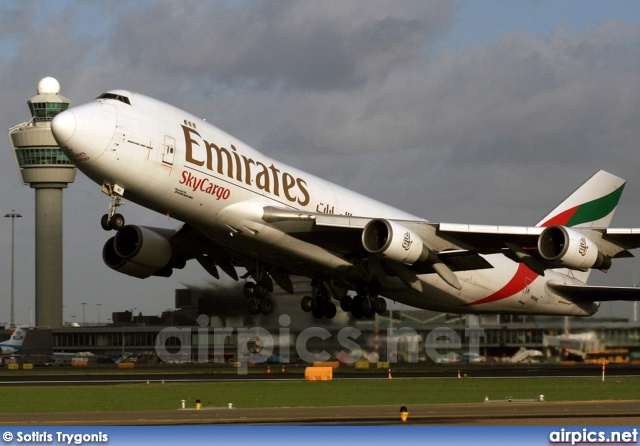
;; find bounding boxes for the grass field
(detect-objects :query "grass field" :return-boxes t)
[1,376,639,413]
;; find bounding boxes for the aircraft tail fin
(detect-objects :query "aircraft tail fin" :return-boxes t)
[536,170,626,229]
[4,326,27,347]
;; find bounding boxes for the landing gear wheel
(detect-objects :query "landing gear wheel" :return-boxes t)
[248,298,260,315]
[301,296,313,312]
[324,302,337,319]
[311,297,324,312]
[312,305,325,319]
[110,213,125,231]
[362,298,375,319]
[373,297,387,315]
[351,295,364,319]
[254,281,268,299]
[101,214,111,231]
[340,296,352,312]
[259,298,273,315]
[311,297,325,319]
[243,282,256,298]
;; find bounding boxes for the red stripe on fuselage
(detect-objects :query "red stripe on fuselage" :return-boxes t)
[466,263,539,306]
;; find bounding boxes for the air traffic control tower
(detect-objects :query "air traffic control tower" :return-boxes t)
[8,77,76,327]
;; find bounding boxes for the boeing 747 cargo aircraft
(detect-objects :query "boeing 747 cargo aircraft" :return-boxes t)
[51,90,640,319]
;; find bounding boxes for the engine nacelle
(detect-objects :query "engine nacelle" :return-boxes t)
[362,219,426,264]
[103,236,156,278]
[102,225,174,278]
[538,226,611,270]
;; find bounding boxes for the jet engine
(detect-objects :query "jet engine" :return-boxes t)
[102,225,174,278]
[362,219,462,290]
[538,226,611,270]
[362,219,427,264]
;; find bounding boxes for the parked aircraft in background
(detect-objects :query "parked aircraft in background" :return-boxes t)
[0,327,28,355]
[51,90,640,319]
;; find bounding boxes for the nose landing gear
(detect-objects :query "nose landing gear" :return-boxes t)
[100,183,126,231]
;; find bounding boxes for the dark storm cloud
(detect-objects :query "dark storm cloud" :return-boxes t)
[107,0,454,91]
[245,22,640,165]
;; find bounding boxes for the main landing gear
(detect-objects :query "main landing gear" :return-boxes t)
[339,281,387,319]
[101,184,126,231]
[300,292,337,320]
[244,280,274,316]
[300,280,386,320]
[340,294,386,319]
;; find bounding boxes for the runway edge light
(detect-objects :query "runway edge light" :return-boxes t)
[400,406,408,422]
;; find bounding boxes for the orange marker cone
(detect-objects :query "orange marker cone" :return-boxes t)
[267,366,271,374]
[457,370,461,379]
[388,368,393,380]
[281,365,285,373]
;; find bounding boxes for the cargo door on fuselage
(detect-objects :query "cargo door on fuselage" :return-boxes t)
[162,135,176,166]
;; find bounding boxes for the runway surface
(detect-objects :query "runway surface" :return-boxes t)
[2,401,639,426]
[0,363,638,385]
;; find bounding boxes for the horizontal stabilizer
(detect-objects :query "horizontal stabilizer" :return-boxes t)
[548,282,640,302]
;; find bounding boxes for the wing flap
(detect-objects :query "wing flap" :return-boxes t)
[412,250,493,274]
[432,222,543,252]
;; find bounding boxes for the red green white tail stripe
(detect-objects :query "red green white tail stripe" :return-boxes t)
[537,170,626,228]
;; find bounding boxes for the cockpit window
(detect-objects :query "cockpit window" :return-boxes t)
[97,93,131,105]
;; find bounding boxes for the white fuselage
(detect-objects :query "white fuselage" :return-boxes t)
[0,346,19,355]
[54,91,598,316]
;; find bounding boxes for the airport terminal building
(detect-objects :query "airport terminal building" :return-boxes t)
[4,280,640,366]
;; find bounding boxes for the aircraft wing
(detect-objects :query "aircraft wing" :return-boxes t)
[548,282,640,302]
[262,207,493,276]
[262,206,500,255]
[429,223,543,252]
[262,207,640,277]
[431,223,640,268]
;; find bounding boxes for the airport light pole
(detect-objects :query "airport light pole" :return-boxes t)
[97,303,102,326]
[4,211,22,329]
[81,302,86,325]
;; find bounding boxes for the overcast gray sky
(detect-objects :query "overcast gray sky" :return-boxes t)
[2,0,640,325]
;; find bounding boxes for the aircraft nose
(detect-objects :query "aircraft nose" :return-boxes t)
[50,102,117,163]
[51,110,76,144]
